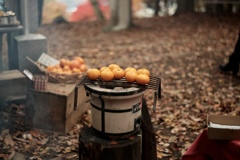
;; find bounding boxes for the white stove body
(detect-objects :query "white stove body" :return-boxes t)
[85,85,145,135]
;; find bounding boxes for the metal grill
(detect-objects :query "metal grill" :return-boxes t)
[76,75,161,97]
[74,75,161,111]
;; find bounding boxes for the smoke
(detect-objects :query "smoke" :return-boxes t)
[0,102,12,131]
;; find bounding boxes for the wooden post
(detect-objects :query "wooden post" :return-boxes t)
[79,127,141,160]
[141,98,157,160]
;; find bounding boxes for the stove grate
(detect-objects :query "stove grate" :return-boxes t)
[77,75,160,95]
[74,75,161,111]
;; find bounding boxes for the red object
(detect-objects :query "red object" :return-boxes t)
[182,129,240,160]
[69,0,110,22]
[33,75,48,91]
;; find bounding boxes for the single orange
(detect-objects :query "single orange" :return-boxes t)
[137,68,150,76]
[100,66,111,72]
[50,68,57,73]
[87,68,100,80]
[79,64,87,72]
[100,70,114,81]
[54,68,64,74]
[112,68,125,79]
[72,68,81,74]
[69,60,81,69]
[62,65,71,71]
[125,71,137,83]
[54,64,61,69]
[60,59,70,67]
[64,70,72,75]
[108,64,120,71]
[60,58,66,67]
[47,65,55,72]
[125,67,137,74]
[136,74,150,85]
[75,57,85,65]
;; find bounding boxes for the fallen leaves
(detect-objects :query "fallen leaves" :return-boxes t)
[4,134,14,147]
[1,13,240,160]
[0,114,83,159]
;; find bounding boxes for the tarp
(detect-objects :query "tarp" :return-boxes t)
[69,0,110,22]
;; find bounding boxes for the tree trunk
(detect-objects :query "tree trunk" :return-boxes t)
[154,0,160,16]
[108,0,118,27]
[177,0,195,13]
[79,127,141,160]
[114,0,132,30]
[89,0,105,21]
[104,0,133,31]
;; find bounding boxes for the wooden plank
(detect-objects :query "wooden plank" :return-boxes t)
[66,85,89,132]
[26,83,89,133]
[30,82,76,96]
[65,99,89,132]
[0,70,25,80]
[26,90,67,132]
[0,70,27,97]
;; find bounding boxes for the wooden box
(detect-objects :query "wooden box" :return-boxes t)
[0,69,27,98]
[207,115,240,140]
[26,82,89,133]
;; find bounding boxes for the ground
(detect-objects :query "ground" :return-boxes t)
[1,12,240,160]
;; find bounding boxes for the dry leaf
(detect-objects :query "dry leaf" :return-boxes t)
[38,138,49,145]
[4,134,14,146]
[30,130,40,138]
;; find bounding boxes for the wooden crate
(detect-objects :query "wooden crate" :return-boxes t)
[0,70,27,98]
[26,82,89,133]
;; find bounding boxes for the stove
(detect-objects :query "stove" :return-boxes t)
[75,75,161,138]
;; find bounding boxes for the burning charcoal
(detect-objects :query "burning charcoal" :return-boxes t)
[113,87,124,91]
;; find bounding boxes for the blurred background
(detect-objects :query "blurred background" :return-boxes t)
[41,0,240,24]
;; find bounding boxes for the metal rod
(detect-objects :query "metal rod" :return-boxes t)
[0,33,3,70]
[20,0,29,34]
[73,86,78,110]
[153,91,157,112]
[99,95,105,133]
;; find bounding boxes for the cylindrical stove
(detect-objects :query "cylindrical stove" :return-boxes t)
[75,76,161,138]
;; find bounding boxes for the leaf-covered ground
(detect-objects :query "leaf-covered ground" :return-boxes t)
[1,13,240,160]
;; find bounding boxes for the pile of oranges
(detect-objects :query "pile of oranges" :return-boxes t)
[46,56,87,75]
[87,64,150,85]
